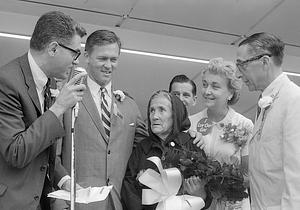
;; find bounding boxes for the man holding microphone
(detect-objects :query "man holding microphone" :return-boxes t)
[0,11,87,210]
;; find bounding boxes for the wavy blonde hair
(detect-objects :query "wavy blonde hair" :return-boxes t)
[202,57,243,105]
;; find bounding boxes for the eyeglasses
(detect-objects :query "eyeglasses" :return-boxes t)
[236,53,272,69]
[57,43,81,60]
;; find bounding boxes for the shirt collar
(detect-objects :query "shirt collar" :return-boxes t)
[87,77,112,98]
[204,107,234,129]
[28,50,48,91]
[261,73,286,97]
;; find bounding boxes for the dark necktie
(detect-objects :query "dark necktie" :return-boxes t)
[100,87,111,138]
[40,79,55,210]
[44,79,51,111]
[256,94,262,121]
[43,79,55,183]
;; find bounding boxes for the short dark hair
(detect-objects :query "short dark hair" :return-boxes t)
[85,30,122,54]
[238,32,285,66]
[30,11,86,51]
[168,74,197,96]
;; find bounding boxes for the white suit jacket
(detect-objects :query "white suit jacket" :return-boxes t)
[249,74,300,210]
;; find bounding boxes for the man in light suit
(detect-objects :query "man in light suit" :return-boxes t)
[236,32,300,210]
[57,30,148,210]
[0,11,87,210]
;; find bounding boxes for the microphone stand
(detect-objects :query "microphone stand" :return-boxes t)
[70,103,79,210]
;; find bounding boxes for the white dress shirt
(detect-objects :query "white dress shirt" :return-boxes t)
[27,50,48,112]
[87,77,112,116]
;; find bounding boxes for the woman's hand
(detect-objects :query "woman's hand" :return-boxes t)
[136,169,146,180]
[188,130,205,149]
[184,176,207,199]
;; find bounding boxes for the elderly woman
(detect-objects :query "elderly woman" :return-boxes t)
[121,90,211,210]
[190,58,253,210]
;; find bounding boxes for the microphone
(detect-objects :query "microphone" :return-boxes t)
[69,67,87,117]
[70,66,87,85]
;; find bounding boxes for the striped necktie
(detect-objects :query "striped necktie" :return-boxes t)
[100,87,111,137]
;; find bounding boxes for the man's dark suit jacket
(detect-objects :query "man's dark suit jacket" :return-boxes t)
[0,53,68,210]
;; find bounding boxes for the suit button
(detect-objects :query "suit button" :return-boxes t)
[40,165,47,171]
[108,150,111,155]
[34,195,39,201]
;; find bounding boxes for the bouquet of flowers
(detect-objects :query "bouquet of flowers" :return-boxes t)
[161,139,248,202]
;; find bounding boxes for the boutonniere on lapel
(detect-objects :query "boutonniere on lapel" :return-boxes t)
[258,96,273,109]
[258,92,279,120]
[113,90,126,102]
[113,90,125,119]
[254,91,279,141]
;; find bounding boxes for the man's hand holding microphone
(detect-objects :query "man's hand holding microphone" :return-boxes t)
[49,67,87,118]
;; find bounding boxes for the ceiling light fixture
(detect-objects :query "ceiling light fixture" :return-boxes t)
[0,32,31,40]
[1,31,300,77]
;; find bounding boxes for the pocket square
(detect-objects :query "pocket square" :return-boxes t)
[129,123,135,126]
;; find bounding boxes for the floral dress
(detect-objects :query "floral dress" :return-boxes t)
[189,107,253,210]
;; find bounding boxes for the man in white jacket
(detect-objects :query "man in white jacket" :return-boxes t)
[236,32,300,210]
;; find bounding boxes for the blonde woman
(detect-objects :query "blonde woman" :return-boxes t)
[190,58,253,210]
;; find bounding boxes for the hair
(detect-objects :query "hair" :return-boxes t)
[203,57,243,105]
[85,30,122,54]
[238,32,285,66]
[168,74,197,96]
[148,90,172,105]
[30,11,86,51]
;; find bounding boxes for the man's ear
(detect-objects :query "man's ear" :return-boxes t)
[192,95,197,106]
[83,51,90,65]
[48,42,58,56]
[83,50,89,58]
[262,55,271,66]
[262,56,272,72]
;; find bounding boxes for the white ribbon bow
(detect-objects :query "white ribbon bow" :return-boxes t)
[139,156,205,210]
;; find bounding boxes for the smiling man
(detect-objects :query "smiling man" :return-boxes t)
[57,30,148,210]
[169,74,197,115]
[236,32,300,210]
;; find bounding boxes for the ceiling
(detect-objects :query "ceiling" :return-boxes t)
[1,0,300,57]
[0,0,300,120]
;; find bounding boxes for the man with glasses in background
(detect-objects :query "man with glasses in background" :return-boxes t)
[236,32,300,210]
[0,11,86,210]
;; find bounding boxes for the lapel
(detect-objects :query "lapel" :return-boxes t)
[19,54,42,115]
[82,86,109,143]
[250,108,266,143]
[251,74,287,143]
[110,88,125,139]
